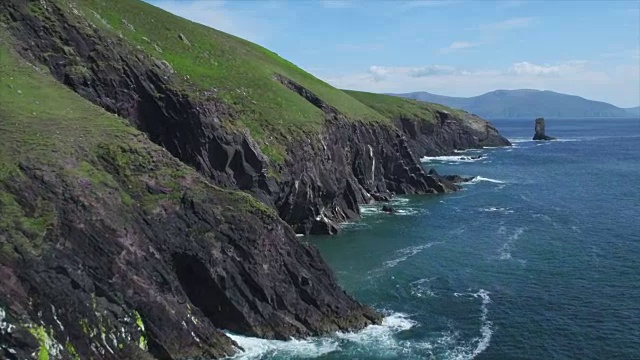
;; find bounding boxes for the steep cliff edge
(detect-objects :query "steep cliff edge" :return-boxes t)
[0,33,379,359]
[1,0,509,236]
[346,90,512,158]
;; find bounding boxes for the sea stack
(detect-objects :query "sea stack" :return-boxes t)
[533,117,556,140]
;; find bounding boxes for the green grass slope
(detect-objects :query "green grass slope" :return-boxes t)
[68,0,385,139]
[0,30,272,258]
[344,90,469,123]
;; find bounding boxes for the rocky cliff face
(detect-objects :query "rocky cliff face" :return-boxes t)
[0,141,380,360]
[395,110,511,157]
[533,117,556,140]
[1,0,503,236]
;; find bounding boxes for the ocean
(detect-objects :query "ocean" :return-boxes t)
[227,118,640,360]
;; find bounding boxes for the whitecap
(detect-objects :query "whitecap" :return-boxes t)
[336,312,416,343]
[454,148,484,154]
[225,333,339,359]
[420,155,486,164]
[508,137,534,143]
[467,176,506,184]
[480,207,513,214]
[384,242,443,268]
[390,197,409,204]
[410,277,438,298]
[394,208,420,216]
[225,313,416,360]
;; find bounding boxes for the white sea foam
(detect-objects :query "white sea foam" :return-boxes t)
[410,277,438,298]
[335,312,416,344]
[480,207,513,214]
[225,312,416,359]
[390,197,410,204]
[225,333,339,359]
[497,227,525,261]
[384,242,443,268]
[420,155,486,164]
[467,176,506,184]
[449,289,493,360]
[509,137,534,143]
[454,148,483,154]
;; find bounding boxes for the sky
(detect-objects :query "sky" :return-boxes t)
[146,0,640,108]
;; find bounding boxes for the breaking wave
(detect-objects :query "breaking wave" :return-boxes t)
[225,312,417,360]
[421,155,486,164]
[467,176,506,184]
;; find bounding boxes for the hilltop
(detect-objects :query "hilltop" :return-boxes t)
[392,89,637,119]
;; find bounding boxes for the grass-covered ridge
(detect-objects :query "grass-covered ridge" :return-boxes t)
[66,0,386,139]
[344,90,470,123]
[0,29,275,258]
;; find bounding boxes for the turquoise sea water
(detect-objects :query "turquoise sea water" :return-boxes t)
[229,118,640,360]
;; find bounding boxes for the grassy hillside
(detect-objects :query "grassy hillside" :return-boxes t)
[67,0,385,139]
[345,90,469,123]
[0,30,271,258]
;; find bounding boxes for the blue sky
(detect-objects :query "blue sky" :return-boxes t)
[146,0,640,107]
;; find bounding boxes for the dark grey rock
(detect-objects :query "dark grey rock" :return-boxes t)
[533,117,556,140]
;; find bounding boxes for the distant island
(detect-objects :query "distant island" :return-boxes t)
[389,89,640,119]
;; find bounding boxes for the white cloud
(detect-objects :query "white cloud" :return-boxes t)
[439,41,480,53]
[367,65,462,81]
[507,61,588,76]
[148,0,271,44]
[479,17,535,31]
[316,60,639,107]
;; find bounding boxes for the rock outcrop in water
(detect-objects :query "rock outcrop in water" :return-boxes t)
[533,117,556,140]
[0,0,511,359]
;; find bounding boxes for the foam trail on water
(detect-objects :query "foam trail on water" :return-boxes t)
[497,227,525,261]
[480,207,513,214]
[471,290,493,358]
[467,176,506,184]
[449,289,493,359]
[421,155,486,164]
[384,242,443,268]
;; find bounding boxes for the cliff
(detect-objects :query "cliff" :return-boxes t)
[0,0,510,359]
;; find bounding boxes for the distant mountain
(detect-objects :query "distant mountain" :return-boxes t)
[625,106,640,117]
[390,89,637,119]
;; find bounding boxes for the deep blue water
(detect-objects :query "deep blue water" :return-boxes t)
[229,118,640,360]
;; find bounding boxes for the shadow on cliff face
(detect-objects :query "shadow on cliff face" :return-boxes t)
[172,253,251,336]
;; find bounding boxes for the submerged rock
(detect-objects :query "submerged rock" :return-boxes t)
[428,168,474,184]
[381,205,395,213]
[533,117,556,140]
